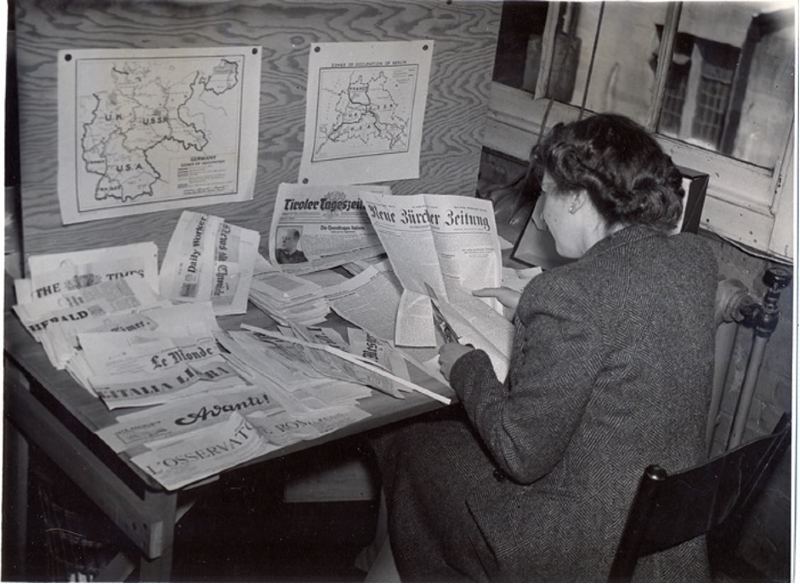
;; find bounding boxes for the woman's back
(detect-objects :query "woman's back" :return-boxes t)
[463,225,717,580]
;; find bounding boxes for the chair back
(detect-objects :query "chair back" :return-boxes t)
[608,414,791,582]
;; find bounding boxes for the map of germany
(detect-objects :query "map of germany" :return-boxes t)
[312,65,418,162]
[77,56,243,205]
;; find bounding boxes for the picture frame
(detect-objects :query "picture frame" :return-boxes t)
[510,166,710,269]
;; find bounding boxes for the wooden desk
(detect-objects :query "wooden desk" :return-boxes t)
[3,297,451,581]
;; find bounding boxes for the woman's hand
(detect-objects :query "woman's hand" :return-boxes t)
[473,286,521,320]
[439,342,474,381]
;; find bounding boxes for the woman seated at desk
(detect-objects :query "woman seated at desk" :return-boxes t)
[368,113,716,581]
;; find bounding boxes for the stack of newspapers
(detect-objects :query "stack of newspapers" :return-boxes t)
[11,227,259,411]
[12,182,535,489]
[248,255,332,325]
[11,211,438,490]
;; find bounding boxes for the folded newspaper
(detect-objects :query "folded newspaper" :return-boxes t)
[359,192,514,380]
[268,183,391,274]
[15,242,160,304]
[129,402,373,490]
[13,276,160,342]
[160,211,260,315]
[72,328,247,409]
[96,385,285,454]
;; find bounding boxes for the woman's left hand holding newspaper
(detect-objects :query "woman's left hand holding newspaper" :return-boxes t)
[438,342,475,381]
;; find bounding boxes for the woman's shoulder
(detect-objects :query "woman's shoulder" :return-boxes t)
[668,231,716,265]
[518,229,717,314]
[517,261,598,318]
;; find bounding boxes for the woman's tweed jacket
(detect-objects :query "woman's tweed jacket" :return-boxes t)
[375,224,717,582]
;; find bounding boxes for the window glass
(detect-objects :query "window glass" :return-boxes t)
[492,1,794,170]
[657,2,794,168]
[555,3,669,127]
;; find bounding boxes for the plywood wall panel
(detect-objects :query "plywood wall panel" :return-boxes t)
[15,0,501,264]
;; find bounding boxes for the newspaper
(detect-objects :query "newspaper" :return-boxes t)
[159,211,260,316]
[286,323,349,351]
[15,242,160,304]
[13,277,160,341]
[359,192,513,378]
[240,325,450,404]
[289,323,417,389]
[248,405,372,448]
[431,285,513,380]
[219,333,373,411]
[284,323,446,408]
[268,183,391,274]
[235,325,407,398]
[323,261,403,342]
[249,255,330,325]
[96,385,284,453]
[130,413,273,490]
[130,401,373,490]
[41,301,216,370]
[221,329,334,392]
[74,330,246,409]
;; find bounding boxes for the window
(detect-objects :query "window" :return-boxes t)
[692,68,731,148]
[658,37,740,153]
[486,1,795,259]
[659,62,689,135]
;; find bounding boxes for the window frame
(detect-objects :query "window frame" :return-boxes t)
[484,1,794,261]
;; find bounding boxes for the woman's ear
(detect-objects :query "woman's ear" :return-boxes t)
[569,191,589,214]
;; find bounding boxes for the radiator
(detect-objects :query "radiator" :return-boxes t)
[707,266,792,455]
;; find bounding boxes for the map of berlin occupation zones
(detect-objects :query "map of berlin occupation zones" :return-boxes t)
[75,54,245,210]
[312,64,418,162]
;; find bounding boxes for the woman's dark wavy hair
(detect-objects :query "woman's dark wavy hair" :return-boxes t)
[532,113,684,230]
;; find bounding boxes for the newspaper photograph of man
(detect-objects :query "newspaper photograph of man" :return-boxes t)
[275,228,308,264]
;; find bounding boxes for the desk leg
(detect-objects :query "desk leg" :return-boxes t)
[138,544,173,582]
[3,419,30,581]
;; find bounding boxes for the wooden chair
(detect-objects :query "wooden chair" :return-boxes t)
[608,414,791,582]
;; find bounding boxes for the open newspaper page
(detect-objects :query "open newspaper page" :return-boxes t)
[239,325,406,399]
[268,183,390,274]
[241,325,449,404]
[222,329,336,392]
[422,195,503,309]
[159,211,260,315]
[359,193,449,346]
[220,328,374,414]
[360,192,507,355]
[434,286,513,380]
[322,261,403,342]
[287,322,451,403]
[16,242,160,304]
